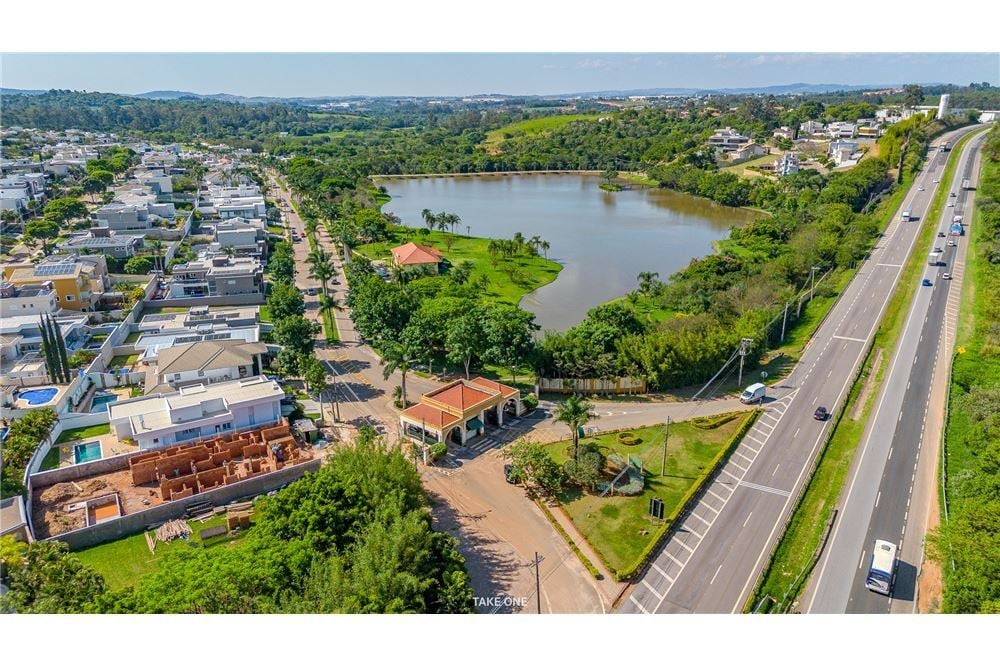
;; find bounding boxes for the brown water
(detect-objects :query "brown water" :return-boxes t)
[377,174,762,331]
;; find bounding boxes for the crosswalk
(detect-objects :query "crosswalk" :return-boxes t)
[461,418,529,455]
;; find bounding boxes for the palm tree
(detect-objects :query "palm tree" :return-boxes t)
[435,211,449,233]
[540,240,551,259]
[446,212,461,234]
[529,235,543,253]
[222,245,236,259]
[554,394,599,463]
[380,341,414,408]
[421,208,436,231]
[149,239,164,273]
[308,250,335,300]
[636,271,660,297]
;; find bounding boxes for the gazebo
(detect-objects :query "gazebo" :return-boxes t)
[399,377,524,446]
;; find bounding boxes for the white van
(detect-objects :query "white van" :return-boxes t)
[740,383,766,404]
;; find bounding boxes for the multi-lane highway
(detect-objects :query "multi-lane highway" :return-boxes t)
[806,127,989,613]
[620,124,985,614]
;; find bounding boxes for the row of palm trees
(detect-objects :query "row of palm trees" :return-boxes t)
[421,209,463,234]
[306,246,339,312]
[485,234,551,262]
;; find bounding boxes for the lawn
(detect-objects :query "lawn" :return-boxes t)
[55,423,111,445]
[483,113,605,152]
[75,514,251,590]
[123,331,142,344]
[545,412,752,574]
[108,353,140,370]
[39,446,61,471]
[750,127,983,611]
[259,305,272,323]
[356,225,562,306]
[322,307,339,343]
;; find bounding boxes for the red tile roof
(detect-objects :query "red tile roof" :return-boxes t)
[400,403,461,430]
[469,376,519,399]
[425,382,495,412]
[391,242,443,266]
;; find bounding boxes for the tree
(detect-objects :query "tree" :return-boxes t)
[380,341,415,408]
[540,240,551,258]
[563,446,605,490]
[275,346,302,377]
[504,439,564,495]
[0,539,107,614]
[38,314,58,383]
[24,219,60,240]
[123,256,152,274]
[636,271,661,297]
[421,208,436,231]
[903,84,925,109]
[449,260,473,286]
[554,394,599,463]
[602,167,619,184]
[480,303,538,384]
[51,314,71,384]
[42,197,87,224]
[301,356,328,398]
[267,280,305,320]
[80,176,105,202]
[445,312,482,379]
[273,315,319,356]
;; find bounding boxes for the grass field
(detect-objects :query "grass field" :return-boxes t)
[75,514,251,590]
[356,225,562,306]
[545,413,748,573]
[55,423,111,445]
[483,114,604,152]
[750,127,983,611]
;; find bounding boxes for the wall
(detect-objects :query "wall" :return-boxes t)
[538,376,647,395]
[155,293,265,308]
[48,459,321,550]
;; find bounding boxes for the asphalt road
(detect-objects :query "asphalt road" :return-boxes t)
[806,127,990,614]
[620,124,986,614]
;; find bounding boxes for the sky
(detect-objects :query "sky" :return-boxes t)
[2,53,998,98]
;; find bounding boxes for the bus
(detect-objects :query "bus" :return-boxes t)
[865,539,898,595]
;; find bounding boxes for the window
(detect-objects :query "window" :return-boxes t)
[66,295,74,301]
[197,370,205,377]
[227,280,236,285]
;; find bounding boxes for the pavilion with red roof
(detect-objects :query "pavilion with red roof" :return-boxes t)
[399,377,524,447]
[390,242,444,274]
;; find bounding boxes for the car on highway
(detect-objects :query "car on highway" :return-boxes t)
[947,202,955,207]
[948,240,956,247]
[922,278,933,287]
[937,231,946,238]
[950,192,957,197]
[933,178,940,183]
[918,185,925,191]
[814,406,829,421]
[942,272,952,280]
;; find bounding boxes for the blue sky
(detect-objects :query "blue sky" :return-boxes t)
[2,53,998,98]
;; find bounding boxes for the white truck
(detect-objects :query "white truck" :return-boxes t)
[740,383,766,404]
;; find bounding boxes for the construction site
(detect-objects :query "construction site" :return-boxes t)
[31,421,316,542]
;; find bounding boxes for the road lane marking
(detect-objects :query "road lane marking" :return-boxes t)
[772,464,780,477]
[664,551,685,568]
[734,451,754,464]
[707,488,729,503]
[743,512,754,528]
[738,480,791,497]
[642,579,665,600]
[629,595,650,614]
[875,491,881,508]
[832,335,867,343]
[687,526,704,540]
[690,512,712,527]
[710,563,724,586]
[674,538,695,554]
[877,263,903,268]
[793,428,801,439]
[652,562,673,583]
[858,550,867,570]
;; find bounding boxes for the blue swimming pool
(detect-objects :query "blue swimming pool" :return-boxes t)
[90,393,119,412]
[73,441,102,464]
[18,387,58,405]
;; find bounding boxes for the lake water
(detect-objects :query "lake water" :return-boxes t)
[377,174,762,331]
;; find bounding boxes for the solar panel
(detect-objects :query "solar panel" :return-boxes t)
[33,263,76,276]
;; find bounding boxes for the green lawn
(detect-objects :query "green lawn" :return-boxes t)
[356,225,562,306]
[123,331,142,344]
[259,305,272,323]
[322,307,339,343]
[108,353,140,370]
[40,446,61,471]
[750,127,984,612]
[545,413,750,574]
[55,423,111,445]
[483,114,605,151]
[75,514,251,590]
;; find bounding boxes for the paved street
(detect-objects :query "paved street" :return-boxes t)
[805,127,990,614]
[620,124,986,614]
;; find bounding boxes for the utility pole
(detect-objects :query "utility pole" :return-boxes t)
[533,552,543,614]
[738,338,753,387]
[780,301,789,342]
[809,265,820,303]
[660,417,670,476]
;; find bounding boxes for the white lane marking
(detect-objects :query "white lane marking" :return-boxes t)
[689,512,712,527]
[772,464,781,477]
[652,562,674,583]
[876,263,903,268]
[832,335,867,343]
[858,550,867,570]
[707,488,729,503]
[675,538,695,554]
[642,579,665,600]
[738,480,791,497]
[664,551,685,568]
[630,595,650,614]
[875,491,881,508]
[734,451,754,464]
[710,563,724,586]
[743,511,754,528]
[794,428,801,439]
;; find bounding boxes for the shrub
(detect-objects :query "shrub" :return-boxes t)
[522,392,539,411]
[617,431,642,446]
[428,442,448,463]
[692,412,740,430]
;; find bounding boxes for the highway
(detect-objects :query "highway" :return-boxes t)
[806,127,989,613]
[620,123,985,614]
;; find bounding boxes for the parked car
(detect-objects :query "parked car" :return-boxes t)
[922,278,933,286]
[947,202,955,207]
[814,406,829,421]
[950,192,956,197]
[740,383,767,404]
[933,178,940,183]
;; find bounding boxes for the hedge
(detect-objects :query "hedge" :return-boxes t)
[691,412,741,430]
[613,408,762,581]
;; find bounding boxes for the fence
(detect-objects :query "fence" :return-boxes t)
[537,376,647,395]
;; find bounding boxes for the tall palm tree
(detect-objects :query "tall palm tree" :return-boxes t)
[447,212,461,234]
[436,211,450,233]
[149,239,164,272]
[529,235,543,253]
[540,240,551,259]
[636,271,660,297]
[380,341,414,408]
[308,250,335,300]
[421,208,436,230]
[554,394,599,463]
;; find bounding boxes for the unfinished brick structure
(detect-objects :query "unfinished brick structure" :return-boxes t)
[127,423,307,502]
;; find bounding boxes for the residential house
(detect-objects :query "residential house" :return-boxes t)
[827,122,858,139]
[146,340,267,394]
[212,218,268,259]
[57,228,145,259]
[799,120,826,136]
[399,377,525,447]
[93,202,153,231]
[774,152,800,177]
[772,126,795,141]
[707,127,751,153]
[390,242,444,274]
[0,496,32,543]
[2,254,109,311]
[0,281,59,318]
[729,142,769,161]
[0,312,88,381]
[829,140,860,167]
[168,255,264,299]
[108,376,285,450]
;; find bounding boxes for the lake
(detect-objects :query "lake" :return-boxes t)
[376,174,762,331]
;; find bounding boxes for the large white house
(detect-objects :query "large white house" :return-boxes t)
[108,376,285,450]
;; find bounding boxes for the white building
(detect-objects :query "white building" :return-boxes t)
[147,340,268,394]
[707,127,752,153]
[0,282,59,319]
[730,142,769,161]
[108,376,285,450]
[827,122,858,139]
[799,120,826,136]
[772,126,795,141]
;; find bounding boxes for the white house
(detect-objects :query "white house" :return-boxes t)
[827,122,857,139]
[108,376,285,450]
[772,126,795,141]
[730,142,769,161]
[799,120,826,136]
[0,282,59,319]
[147,340,268,394]
[707,127,751,153]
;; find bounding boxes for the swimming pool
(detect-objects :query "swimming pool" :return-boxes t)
[90,393,119,412]
[18,387,58,405]
[73,441,102,464]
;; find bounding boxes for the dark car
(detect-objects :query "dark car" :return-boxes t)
[814,406,829,421]
[922,278,933,287]
[937,231,946,238]
[503,464,520,484]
